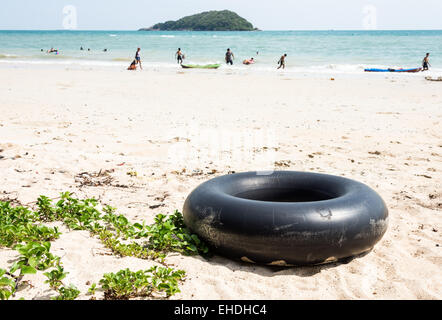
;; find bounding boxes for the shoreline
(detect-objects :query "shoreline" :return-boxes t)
[1,60,441,80]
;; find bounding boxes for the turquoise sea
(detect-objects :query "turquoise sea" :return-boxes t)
[0,30,441,73]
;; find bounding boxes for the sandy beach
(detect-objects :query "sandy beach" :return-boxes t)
[0,65,441,300]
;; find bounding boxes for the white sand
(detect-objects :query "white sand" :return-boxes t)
[0,66,441,300]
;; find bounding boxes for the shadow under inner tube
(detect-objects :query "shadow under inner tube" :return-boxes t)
[183,171,388,266]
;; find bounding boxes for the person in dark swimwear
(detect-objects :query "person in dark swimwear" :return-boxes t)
[225,48,234,65]
[176,48,184,64]
[422,53,431,71]
[277,54,287,69]
[135,48,142,70]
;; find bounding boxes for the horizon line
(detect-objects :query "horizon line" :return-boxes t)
[1,28,442,32]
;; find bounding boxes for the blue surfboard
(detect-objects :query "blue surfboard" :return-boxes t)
[365,67,422,73]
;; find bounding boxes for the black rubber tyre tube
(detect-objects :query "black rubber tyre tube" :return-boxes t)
[183,171,388,266]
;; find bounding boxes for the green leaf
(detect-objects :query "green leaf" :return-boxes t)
[28,257,39,268]
[0,278,15,287]
[20,266,37,275]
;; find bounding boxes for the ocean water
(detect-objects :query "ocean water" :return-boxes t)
[0,30,441,74]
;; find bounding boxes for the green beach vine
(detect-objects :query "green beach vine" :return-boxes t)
[0,192,208,300]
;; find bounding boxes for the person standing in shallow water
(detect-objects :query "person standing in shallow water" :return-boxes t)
[422,53,431,71]
[176,48,184,64]
[135,48,142,70]
[277,54,287,69]
[225,48,234,65]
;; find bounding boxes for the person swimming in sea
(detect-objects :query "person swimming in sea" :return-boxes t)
[176,48,184,64]
[225,48,234,65]
[277,54,287,69]
[422,53,431,71]
[135,48,142,70]
[243,58,255,65]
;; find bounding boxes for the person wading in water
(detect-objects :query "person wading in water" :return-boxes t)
[277,54,287,69]
[225,48,234,65]
[176,48,184,65]
[422,53,431,71]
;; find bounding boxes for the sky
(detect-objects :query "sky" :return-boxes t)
[0,0,441,31]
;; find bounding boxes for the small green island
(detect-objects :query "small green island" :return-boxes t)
[139,10,259,31]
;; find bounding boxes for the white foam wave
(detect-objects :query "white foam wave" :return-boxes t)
[0,58,126,67]
[1,57,441,77]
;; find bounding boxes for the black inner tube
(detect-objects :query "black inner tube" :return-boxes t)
[183,171,389,266]
[234,188,338,202]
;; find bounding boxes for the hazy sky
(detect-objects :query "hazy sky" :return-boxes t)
[0,0,441,30]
